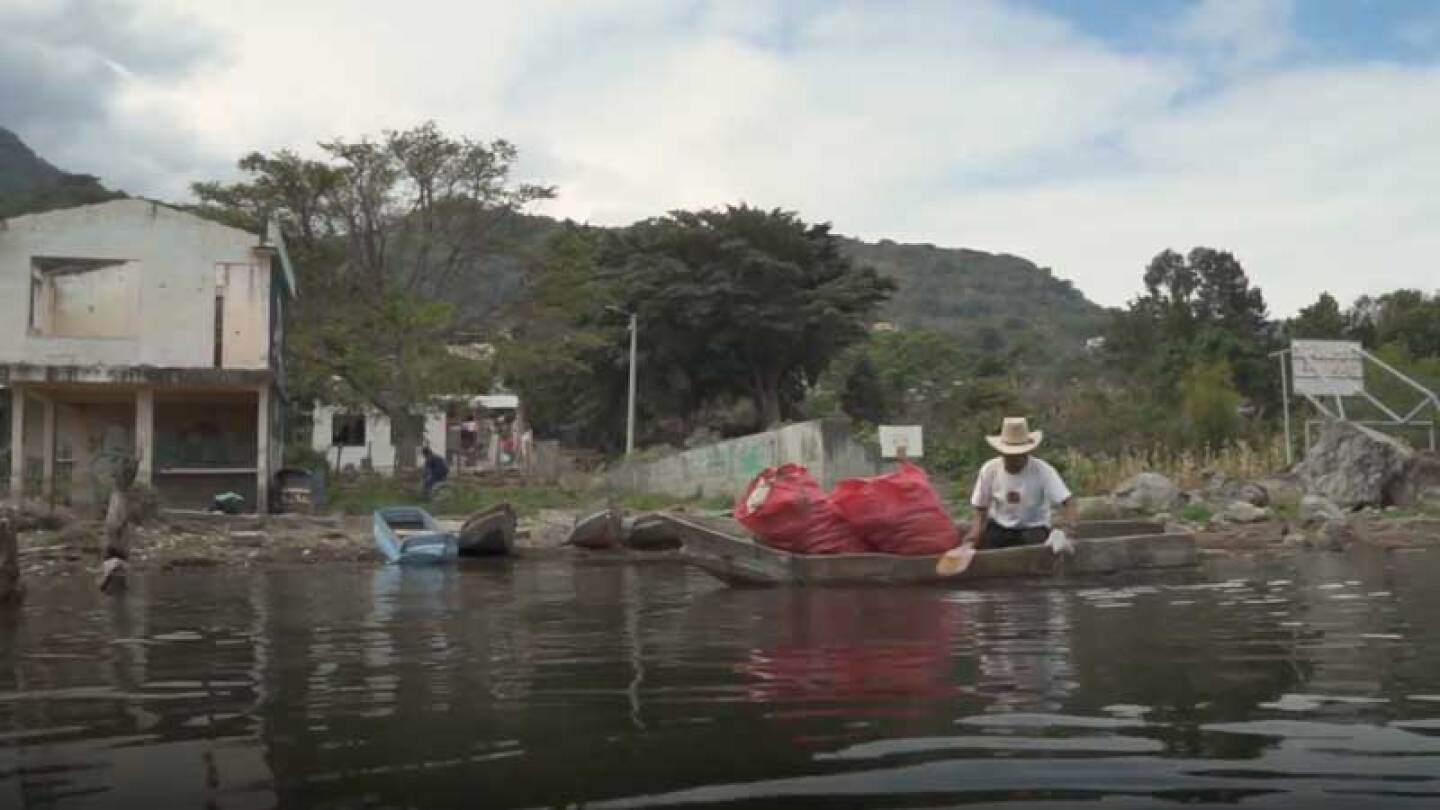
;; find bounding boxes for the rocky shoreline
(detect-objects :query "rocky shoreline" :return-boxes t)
[4,420,1437,584]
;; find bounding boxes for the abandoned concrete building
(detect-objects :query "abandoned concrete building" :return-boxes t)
[0,199,296,513]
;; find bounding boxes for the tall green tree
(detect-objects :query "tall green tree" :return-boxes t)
[193,122,551,464]
[1289,292,1347,339]
[601,205,894,428]
[1108,246,1275,410]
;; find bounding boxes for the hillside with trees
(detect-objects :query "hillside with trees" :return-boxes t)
[0,126,119,218]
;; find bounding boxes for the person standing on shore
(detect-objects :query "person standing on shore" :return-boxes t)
[421,446,450,501]
[964,417,1078,549]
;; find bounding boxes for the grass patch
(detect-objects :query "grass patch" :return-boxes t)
[1179,503,1213,524]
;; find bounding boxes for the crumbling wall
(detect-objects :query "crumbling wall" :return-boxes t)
[0,199,271,370]
[606,418,881,499]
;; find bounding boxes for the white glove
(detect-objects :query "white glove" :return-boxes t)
[1044,529,1074,556]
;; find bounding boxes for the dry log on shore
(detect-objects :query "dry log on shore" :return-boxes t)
[1,517,22,606]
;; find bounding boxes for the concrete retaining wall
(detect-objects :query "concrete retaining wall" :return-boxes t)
[605,419,879,499]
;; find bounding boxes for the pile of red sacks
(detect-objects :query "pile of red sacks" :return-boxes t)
[734,462,959,556]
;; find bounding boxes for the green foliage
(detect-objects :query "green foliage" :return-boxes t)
[842,238,1107,372]
[840,354,886,424]
[1101,247,1275,452]
[506,206,893,451]
[192,122,549,465]
[601,205,895,428]
[1181,360,1243,451]
[1288,292,1346,339]
[1180,503,1214,524]
[497,225,629,450]
[1348,289,1440,357]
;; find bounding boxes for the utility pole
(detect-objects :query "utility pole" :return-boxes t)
[626,312,638,457]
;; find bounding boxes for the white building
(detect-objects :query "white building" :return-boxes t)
[311,394,529,476]
[1,199,295,512]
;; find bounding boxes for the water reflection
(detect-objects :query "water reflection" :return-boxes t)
[0,549,1435,808]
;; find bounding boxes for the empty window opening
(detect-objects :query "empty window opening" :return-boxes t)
[331,412,367,447]
[29,257,139,338]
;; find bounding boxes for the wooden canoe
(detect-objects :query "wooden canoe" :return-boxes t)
[660,514,1197,587]
[457,503,517,557]
[623,512,684,551]
[565,507,626,550]
[372,507,458,565]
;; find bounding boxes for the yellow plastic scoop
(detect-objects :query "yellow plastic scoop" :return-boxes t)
[935,544,976,577]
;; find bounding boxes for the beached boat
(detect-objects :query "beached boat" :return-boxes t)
[565,507,626,550]
[372,507,459,565]
[659,514,1197,587]
[457,503,517,557]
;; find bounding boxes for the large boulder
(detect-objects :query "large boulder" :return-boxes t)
[1296,421,1414,509]
[1113,473,1181,515]
[1200,471,1269,508]
[1389,451,1440,509]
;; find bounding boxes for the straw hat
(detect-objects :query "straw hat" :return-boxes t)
[986,416,1043,455]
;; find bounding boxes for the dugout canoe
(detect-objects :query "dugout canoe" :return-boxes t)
[457,503,517,557]
[661,514,1197,587]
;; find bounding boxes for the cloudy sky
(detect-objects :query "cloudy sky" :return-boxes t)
[4,0,1439,314]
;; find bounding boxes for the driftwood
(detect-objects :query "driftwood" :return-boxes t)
[99,456,139,593]
[0,517,21,606]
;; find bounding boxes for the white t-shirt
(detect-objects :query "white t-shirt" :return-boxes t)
[969,456,1073,529]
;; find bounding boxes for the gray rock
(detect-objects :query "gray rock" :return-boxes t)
[1317,519,1357,552]
[1299,495,1344,524]
[1076,496,1133,520]
[1256,477,1305,511]
[1281,531,1309,549]
[1421,486,1440,514]
[1297,421,1414,509]
[1114,472,1181,515]
[1222,500,1270,524]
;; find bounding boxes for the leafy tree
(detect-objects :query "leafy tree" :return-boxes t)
[1289,292,1347,339]
[193,122,551,465]
[600,205,894,427]
[1108,247,1275,412]
[1348,290,1440,357]
[840,354,887,425]
[1181,360,1243,451]
[496,225,630,450]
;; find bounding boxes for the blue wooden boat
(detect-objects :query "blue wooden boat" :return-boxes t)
[372,507,459,565]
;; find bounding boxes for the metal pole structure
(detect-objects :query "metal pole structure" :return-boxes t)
[1278,350,1293,467]
[626,312,638,458]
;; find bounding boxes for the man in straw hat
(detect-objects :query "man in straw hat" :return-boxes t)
[963,417,1077,549]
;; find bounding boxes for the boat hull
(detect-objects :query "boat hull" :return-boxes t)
[457,504,517,557]
[373,507,459,565]
[662,515,1197,587]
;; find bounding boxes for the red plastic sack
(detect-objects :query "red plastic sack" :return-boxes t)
[831,462,960,555]
[734,464,866,554]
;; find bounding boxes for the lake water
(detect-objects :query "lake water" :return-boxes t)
[2,548,1439,809]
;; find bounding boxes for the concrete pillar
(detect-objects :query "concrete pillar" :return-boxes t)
[40,396,56,500]
[256,386,270,515]
[135,387,154,487]
[8,387,24,503]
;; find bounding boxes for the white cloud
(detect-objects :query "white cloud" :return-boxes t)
[1170,0,1297,71]
[8,0,1439,316]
